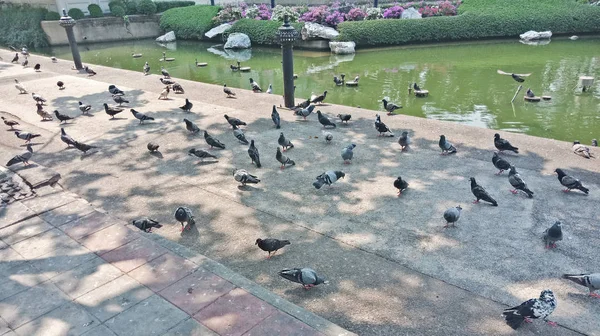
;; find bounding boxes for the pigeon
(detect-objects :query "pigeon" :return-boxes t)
[317,111,336,128]
[188,148,217,161]
[470,177,498,206]
[502,289,557,330]
[15,131,41,143]
[78,102,92,114]
[2,117,19,130]
[592,139,598,147]
[337,114,351,123]
[21,47,28,55]
[494,133,519,153]
[172,83,185,94]
[439,135,457,155]
[179,98,193,112]
[492,152,511,175]
[84,66,96,76]
[554,168,589,194]
[398,131,411,151]
[271,105,281,129]
[278,268,328,289]
[276,147,295,169]
[256,238,290,258]
[562,273,600,298]
[14,79,27,94]
[526,88,536,98]
[374,114,394,137]
[497,70,531,82]
[572,141,593,159]
[31,93,46,104]
[21,56,28,68]
[233,168,260,186]
[294,104,315,120]
[103,103,124,119]
[341,144,356,164]
[51,56,57,63]
[224,114,246,128]
[294,98,311,110]
[232,125,249,145]
[108,85,124,96]
[511,73,525,82]
[132,218,162,233]
[11,53,18,63]
[543,221,563,249]
[278,132,294,151]
[73,141,97,154]
[174,206,195,231]
[60,128,76,148]
[161,67,170,78]
[382,99,401,115]
[223,84,236,97]
[56,81,65,90]
[33,64,41,72]
[159,77,174,86]
[393,176,409,196]
[266,84,273,94]
[443,206,462,228]
[249,78,262,92]
[36,104,53,121]
[230,62,240,71]
[131,109,154,124]
[248,140,261,167]
[313,170,345,189]
[147,142,159,152]
[204,131,226,149]
[311,91,327,105]
[413,82,421,91]
[158,86,170,100]
[323,131,333,143]
[183,118,200,134]
[508,166,534,198]
[6,144,33,166]
[112,95,129,106]
[143,62,150,75]
[333,75,345,86]
[54,110,73,123]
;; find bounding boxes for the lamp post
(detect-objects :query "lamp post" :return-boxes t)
[276,15,299,108]
[59,9,83,70]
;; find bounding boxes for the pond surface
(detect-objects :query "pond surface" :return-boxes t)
[44,38,600,142]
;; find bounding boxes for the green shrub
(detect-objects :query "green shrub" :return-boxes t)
[124,0,138,14]
[109,0,125,11]
[88,4,104,17]
[155,1,195,13]
[111,5,126,17]
[68,8,85,20]
[137,0,157,15]
[229,19,303,45]
[160,5,221,39]
[0,4,48,47]
[44,11,61,20]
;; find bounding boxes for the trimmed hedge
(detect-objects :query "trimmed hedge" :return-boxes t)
[111,5,126,17]
[88,4,104,18]
[155,1,195,13]
[68,8,85,20]
[45,11,61,20]
[338,0,600,46]
[137,0,157,15]
[229,19,303,45]
[0,4,48,47]
[160,5,220,39]
[124,0,138,14]
[109,0,124,11]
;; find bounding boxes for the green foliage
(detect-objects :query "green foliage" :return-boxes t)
[68,8,85,20]
[229,19,303,45]
[0,4,48,48]
[159,5,220,39]
[88,4,104,18]
[155,1,195,13]
[109,0,125,11]
[137,0,157,15]
[44,11,61,21]
[111,5,126,17]
[338,0,600,46]
[123,0,138,14]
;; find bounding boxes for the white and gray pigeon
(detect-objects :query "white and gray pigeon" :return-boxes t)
[232,124,249,145]
[278,268,328,289]
[341,144,356,164]
[294,104,315,120]
[131,109,155,124]
[543,221,562,249]
[188,148,217,161]
[313,170,345,189]
[15,131,41,143]
[323,131,333,143]
[233,168,260,186]
[204,131,226,149]
[248,140,261,168]
[439,135,457,155]
[572,141,594,159]
[14,79,27,94]
[443,205,462,228]
[562,273,600,298]
[276,147,295,169]
[78,101,92,114]
[174,206,195,231]
[375,114,394,137]
[508,165,534,198]
[108,85,124,95]
[6,144,33,166]
[317,111,336,128]
[183,118,200,133]
[502,289,557,330]
[398,131,411,150]
[132,218,162,233]
[271,105,281,129]
[31,92,46,104]
[60,128,76,148]
[278,132,294,151]
[143,62,150,75]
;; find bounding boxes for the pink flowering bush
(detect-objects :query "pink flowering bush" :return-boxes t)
[300,5,330,24]
[325,10,345,27]
[382,5,404,19]
[346,7,367,21]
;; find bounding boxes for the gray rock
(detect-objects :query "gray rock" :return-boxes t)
[519,30,552,41]
[329,41,356,55]
[206,46,252,62]
[401,7,422,19]
[301,22,340,40]
[205,23,233,39]
[224,33,251,49]
[156,31,176,43]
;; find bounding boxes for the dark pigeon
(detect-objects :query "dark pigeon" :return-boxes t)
[232,125,249,145]
[224,114,247,128]
[180,98,193,112]
[204,131,226,149]
[271,105,281,129]
[508,166,534,198]
[317,111,336,128]
[337,114,351,123]
[54,110,73,123]
[494,133,519,153]
[132,218,162,233]
[60,128,76,148]
[184,118,200,133]
[470,177,498,206]
[174,206,195,231]
[255,238,291,258]
[393,176,409,196]
[108,85,124,96]
[439,135,457,155]
[276,147,295,169]
[278,133,294,151]
[131,109,155,124]
[492,152,511,175]
[188,148,217,161]
[554,168,588,194]
[543,221,562,249]
[248,140,261,167]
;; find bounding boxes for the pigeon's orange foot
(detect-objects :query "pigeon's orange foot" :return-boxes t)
[546,321,557,327]
[589,293,600,298]
[524,318,533,323]
[510,189,518,194]
[472,200,479,204]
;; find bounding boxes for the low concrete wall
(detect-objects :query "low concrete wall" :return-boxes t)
[41,14,161,46]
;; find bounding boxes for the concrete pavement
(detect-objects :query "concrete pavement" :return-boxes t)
[1,51,599,335]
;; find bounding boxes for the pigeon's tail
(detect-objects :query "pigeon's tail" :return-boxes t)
[509,146,519,153]
[577,185,590,194]
[313,179,325,189]
[289,159,296,166]
[490,198,498,206]
[562,274,588,287]
[255,158,262,168]
[280,240,291,246]
[146,116,155,121]
[502,310,524,330]
[522,188,534,198]
[278,269,299,283]
[276,125,281,129]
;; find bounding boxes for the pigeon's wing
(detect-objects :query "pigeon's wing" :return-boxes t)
[300,268,318,285]
[560,175,580,188]
[279,268,301,284]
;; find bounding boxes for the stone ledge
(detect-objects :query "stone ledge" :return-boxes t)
[6,161,61,189]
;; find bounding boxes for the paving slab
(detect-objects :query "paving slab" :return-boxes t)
[100,237,169,273]
[0,216,53,245]
[0,316,10,335]
[27,244,97,280]
[50,256,122,299]
[162,317,218,336]
[0,202,36,229]
[0,282,68,329]
[10,228,79,259]
[39,199,96,227]
[81,324,117,336]
[59,211,117,241]
[13,301,99,336]
[0,262,47,302]
[79,224,140,255]
[20,189,76,214]
[243,310,324,336]
[128,252,198,292]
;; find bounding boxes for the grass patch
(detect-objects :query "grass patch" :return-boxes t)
[159,5,220,40]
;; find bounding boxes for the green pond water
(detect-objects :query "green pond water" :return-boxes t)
[44,38,600,143]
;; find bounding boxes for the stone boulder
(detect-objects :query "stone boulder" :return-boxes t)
[205,23,233,39]
[156,31,176,43]
[519,30,552,41]
[302,22,339,40]
[401,7,422,19]
[329,41,355,55]
[224,33,251,49]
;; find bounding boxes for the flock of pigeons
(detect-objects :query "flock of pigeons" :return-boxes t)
[4,51,600,330]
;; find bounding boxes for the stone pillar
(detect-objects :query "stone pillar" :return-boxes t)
[277,15,299,108]
[59,9,83,70]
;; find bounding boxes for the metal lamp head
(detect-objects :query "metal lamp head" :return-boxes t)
[277,14,298,45]
[59,8,76,27]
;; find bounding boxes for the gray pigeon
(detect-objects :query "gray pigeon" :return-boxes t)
[256,238,290,259]
[562,273,600,298]
[313,170,345,189]
[183,118,200,133]
[508,166,534,198]
[271,105,281,129]
[132,218,162,233]
[112,94,129,106]
[6,144,33,166]
[233,168,260,186]
[103,103,124,119]
[15,131,41,143]
[341,144,356,164]
[278,132,294,151]
[554,168,588,194]
[443,205,462,228]
[224,114,247,128]
[294,104,315,120]
[131,109,154,124]
[73,141,97,154]
[78,102,92,114]
[188,148,217,161]
[248,140,261,168]
[470,177,498,206]
[398,131,411,151]
[543,221,562,249]
[276,147,295,169]
[592,139,598,147]
[232,125,249,145]
[323,131,333,143]
[204,131,226,149]
[317,111,336,128]
[337,114,351,123]
[54,110,73,124]
[439,135,457,155]
[174,206,195,231]
[278,268,328,289]
[60,128,76,148]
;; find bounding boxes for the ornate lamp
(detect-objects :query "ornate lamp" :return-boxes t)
[277,15,299,108]
[59,9,83,70]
